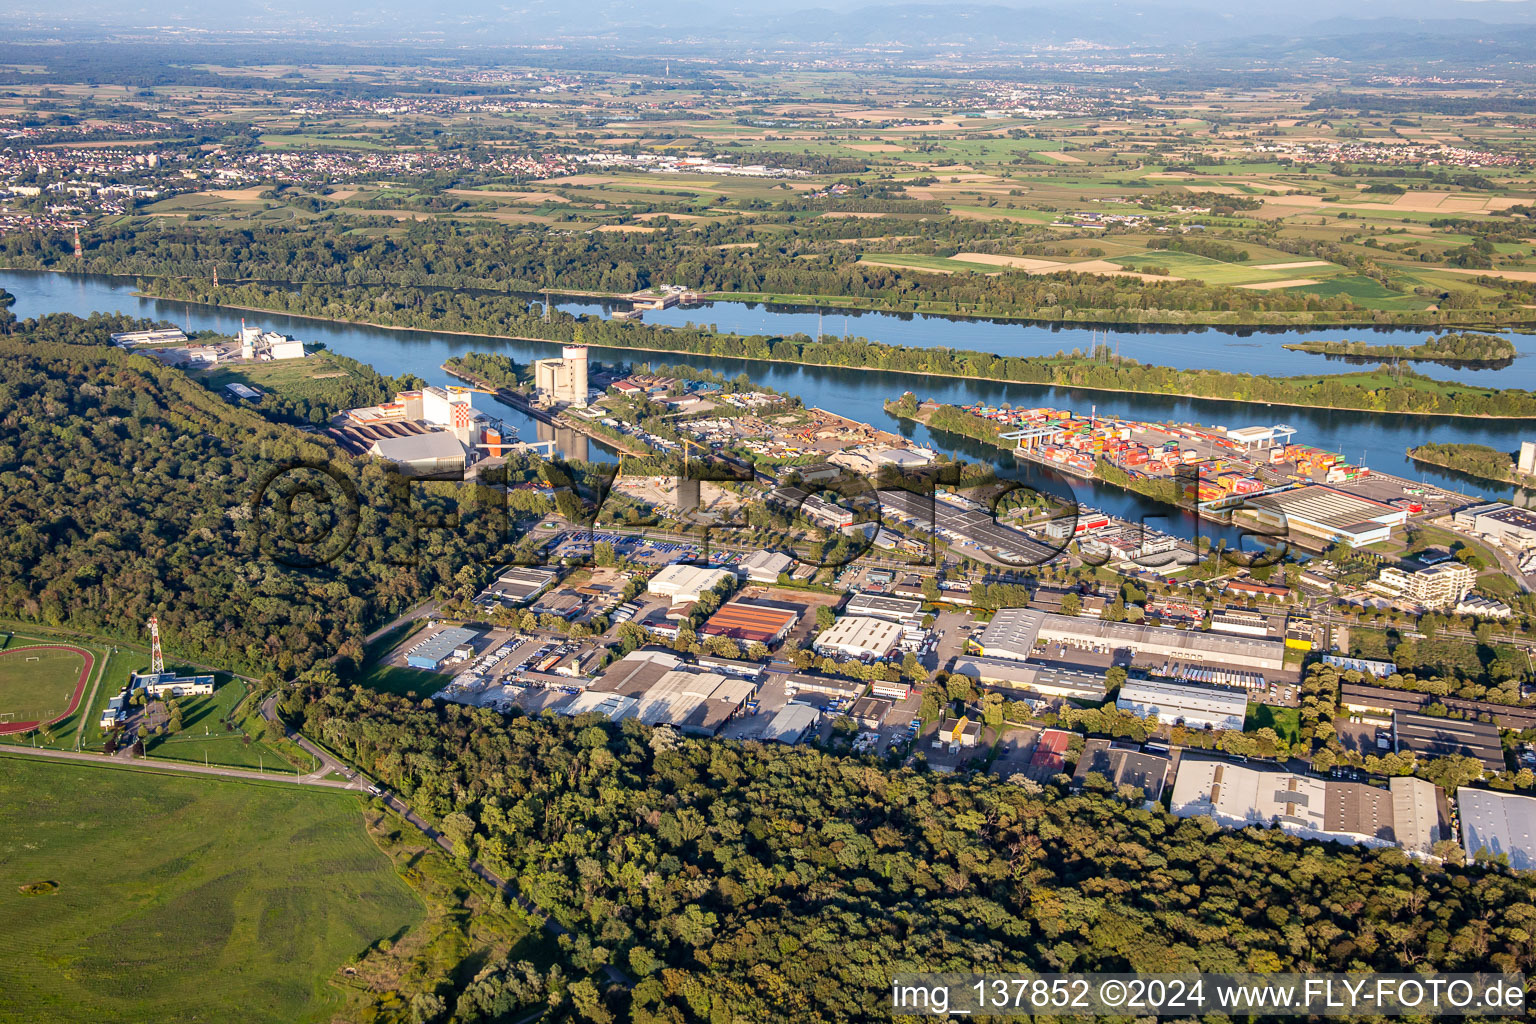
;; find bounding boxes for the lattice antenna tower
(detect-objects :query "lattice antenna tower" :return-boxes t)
[148,615,164,675]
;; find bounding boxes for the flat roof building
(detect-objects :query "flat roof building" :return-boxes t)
[1172,756,1407,849]
[1378,562,1475,610]
[1394,711,1505,773]
[738,550,795,583]
[845,591,924,626]
[370,431,468,478]
[814,616,904,660]
[1458,788,1536,870]
[950,655,1108,702]
[478,566,558,607]
[1339,682,1536,731]
[1245,485,1408,547]
[648,564,735,605]
[1390,776,1451,858]
[979,607,1286,673]
[130,671,215,699]
[1117,678,1249,731]
[784,674,866,700]
[1071,739,1171,801]
[1454,502,1536,551]
[850,696,894,729]
[406,626,480,670]
[589,649,754,736]
[763,703,821,744]
[700,600,799,646]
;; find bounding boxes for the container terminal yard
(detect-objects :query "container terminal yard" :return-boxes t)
[955,401,1471,545]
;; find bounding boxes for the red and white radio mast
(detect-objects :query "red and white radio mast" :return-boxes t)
[148,615,164,676]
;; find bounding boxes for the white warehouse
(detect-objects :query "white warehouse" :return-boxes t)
[1116,678,1249,731]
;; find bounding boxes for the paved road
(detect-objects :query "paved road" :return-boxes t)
[363,599,441,645]
[260,693,368,787]
[0,743,355,788]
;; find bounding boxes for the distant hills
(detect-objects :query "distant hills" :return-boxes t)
[8,0,1536,60]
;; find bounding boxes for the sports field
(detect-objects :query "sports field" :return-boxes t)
[0,645,92,734]
[0,756,424,1024]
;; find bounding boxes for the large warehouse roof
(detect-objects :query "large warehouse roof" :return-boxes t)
[1458,788,1536,871]
[648,564,735,603]
[950,655,1107,701]
[814,615,904,659]
[979,607,1286,670]
[701,600,799,644]
[1395,712,1505,772]
[1117,678,1249,730]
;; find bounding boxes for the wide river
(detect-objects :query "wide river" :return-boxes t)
[7,270,1535,542]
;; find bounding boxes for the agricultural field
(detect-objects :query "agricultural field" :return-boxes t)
[25,57,1536,327]
[0,757,423,1024]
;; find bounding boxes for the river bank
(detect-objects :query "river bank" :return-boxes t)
[0,267,1515,536]
[1407,444,1536,489]
[133,285,1536,420]
[441,361,656,457]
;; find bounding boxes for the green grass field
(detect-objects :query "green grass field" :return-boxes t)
[143,680,304,772]
[0,646,86,724]
[0,757,423,1024]
[1246,704,1302,745]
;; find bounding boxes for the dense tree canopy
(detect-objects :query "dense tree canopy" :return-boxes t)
[291,685,1536,1024]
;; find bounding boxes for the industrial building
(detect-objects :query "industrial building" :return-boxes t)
[738,550,795,583]
[647,564,735,605]
[763,703,821,744]
[784,674,866,701]
[1458,788,1536,870]
[129,670,215,699]
[767,486,858,531]
[1071,739,1170,801]
[1116,678,1249,731]
[1453,502,1536,551]
[405,627,480,670]
[1391,777,1452,858]
[977,607,1287,673]
[1338,683,1536,730]
[477,566,558,607]
[238,322,306,361]
[949,655,1108,701]
[1322,653,1396,678]
[700,600,798,645]
[532,345,590,406]
[813,616,904,660]
[845,591,924,626]
[1171,756,1441,850]
[849,696,894,729]
[591,650,755,735]
[111,327,188,347]
[369,431,469,477]
[338,384,511,469]
[1377,562,1475,610]
[1244,485,1408,546]
[1394,711,1505,773]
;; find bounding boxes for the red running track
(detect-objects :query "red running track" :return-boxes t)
[0,644,95,735]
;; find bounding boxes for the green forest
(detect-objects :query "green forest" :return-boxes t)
[1409,442,1528,485]
[0,312,565,676]
[136,277,1536,417]
[10,218,1536,326]
[283,683,1536,1024]
[1282,332,1518,363]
